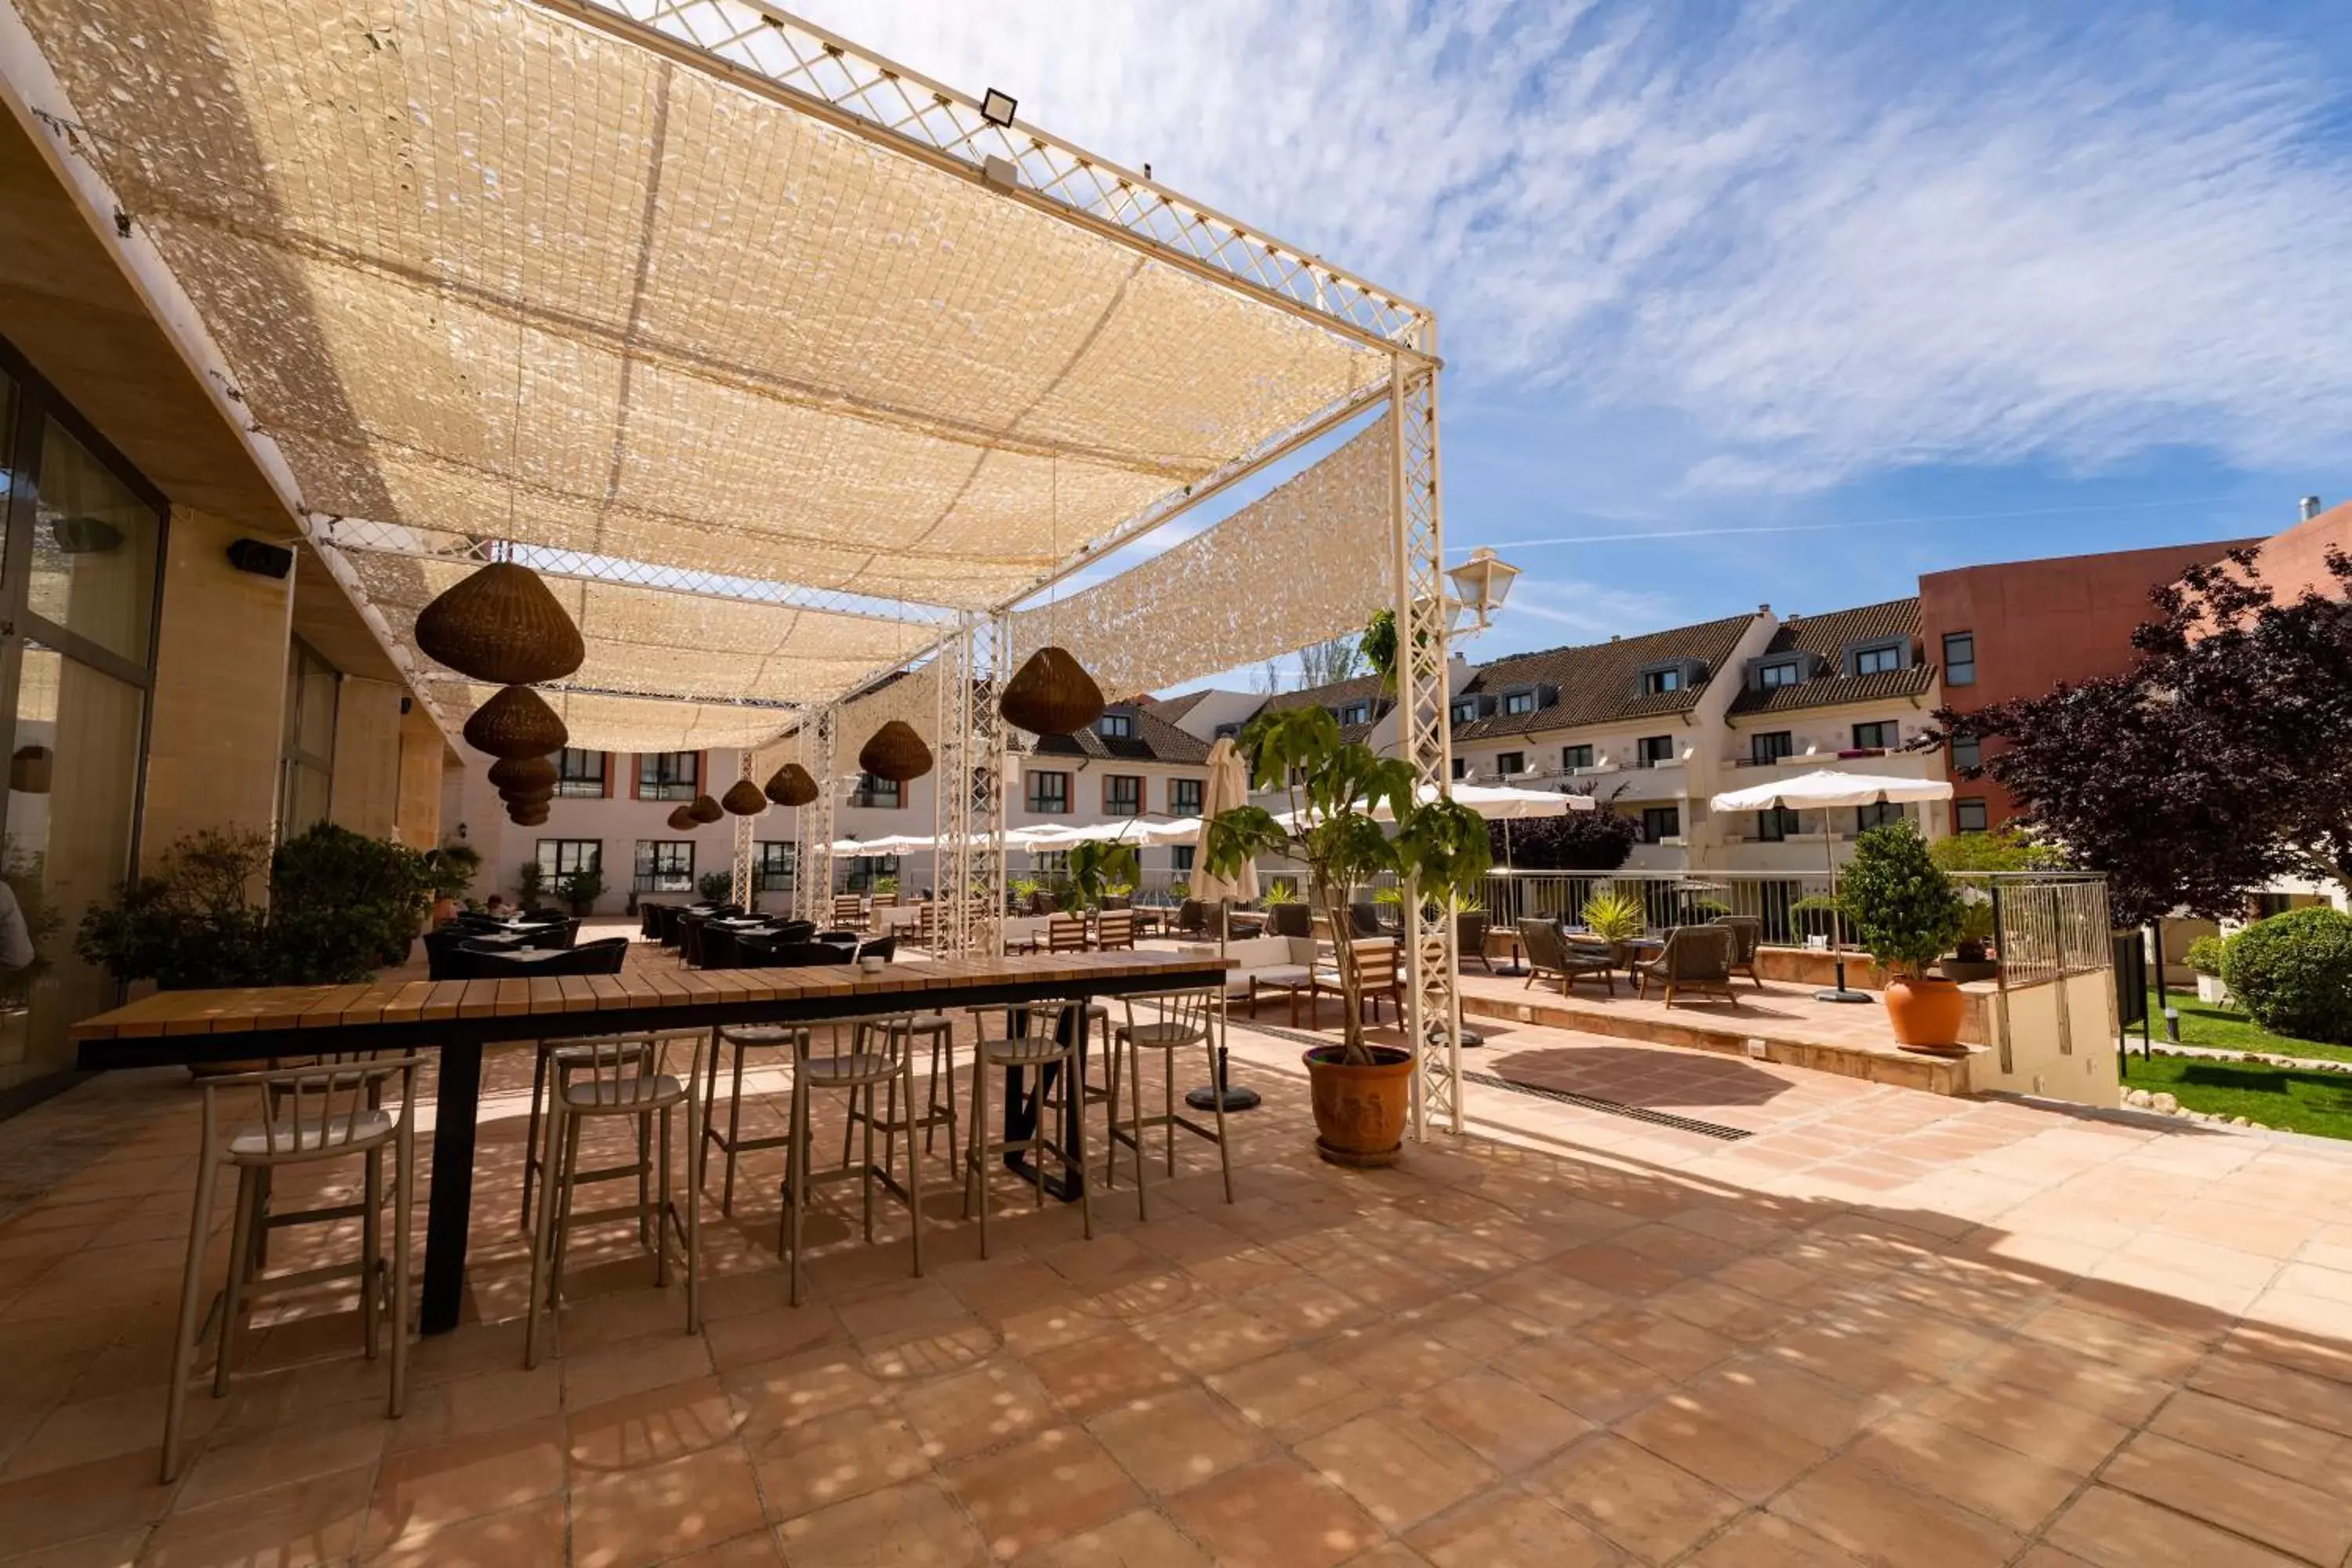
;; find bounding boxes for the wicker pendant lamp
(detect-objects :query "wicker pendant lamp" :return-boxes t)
[765,763,818,807]
[665,804,697,832]
[414,561,585,685]
[1000,645,1105,736]
[509,800,550,826]
[858,720,932,783]
[688,793,724,824]
[499,784,555,808]
[487,754,557,794]
[721,778,767,816]
[463,685,568,759]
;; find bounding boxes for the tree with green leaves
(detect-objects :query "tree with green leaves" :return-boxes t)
[1838,820,1965,978]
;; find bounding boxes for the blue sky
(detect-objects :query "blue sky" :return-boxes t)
[800,0,2352,664]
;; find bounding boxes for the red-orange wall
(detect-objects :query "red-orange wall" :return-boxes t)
[1918,537,2262,827]
[2224,501,2352,607]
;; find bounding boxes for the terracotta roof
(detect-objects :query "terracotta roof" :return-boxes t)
[1145,690,1211,724]
[1249,673,1390,744]
[1451,612,1760,741]
[1029,703,1210,765]
[1726,597,1934,717]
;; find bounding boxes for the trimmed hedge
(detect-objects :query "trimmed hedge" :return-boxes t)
[2220,907,2352,1045]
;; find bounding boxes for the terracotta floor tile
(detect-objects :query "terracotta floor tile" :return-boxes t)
[774,1479,989,1568]
[562,1330,715,1411]
[1204,1351,1378,1441]
[0,1385,212,1483]
[1767,1451,2020,1568]
[894,1360,1058,1464]
[570,1374,742,1471]
[1164,1455,1383,1568]
[387,1363,563,1454]
[1294,1410,1497,1531]
[143,1466,374,1568]
[0,1525,153,1568]
[940,1424,1139,1560]
[1845,1413,2079,1534]
[1403,1369,1592,1474]
[1015,1508,1215,1568]
[2041,1485,2303,1568]
[1085,1387,1269,1495]
[365,1417,569,1551]
[1613,1392,1827,1504]
[1134,1299,1290,1375]
[1403,1487,1624,1567]
[570,1442,768,1568]
[724,1345,887,1438]
[748,1403,928,1521]
[1685,1511,1868,1568]
[2102,1429,2352,1566]
[2147,1387,2352,1499]
[1525,1433,1741,1563]
[1490,1339,1675,1425]
[661,1526,788,1566]
[1906,1378,2130,1475]
[371,1494,567,1568]
[1576,1305,1737,1381]
[2187,1346,2352,1439]
[702,1300,845,1370]
[1029,1327,1188,1419]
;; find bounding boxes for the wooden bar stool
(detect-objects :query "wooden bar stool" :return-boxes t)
[840,1014,957,1181]
[779,1016,930,1305]
[163,1054,422,1482]
[521,1038,651,1230]
[525,1030,708,1368]
[699,1023,813,1215]
[1105,987,1233,1217]
[963,1000,1094,1259]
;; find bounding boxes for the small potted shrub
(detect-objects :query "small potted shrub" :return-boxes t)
[2184,934,2230,1005]
[1940,898,2000,983]
[516,858,546,913]
[423,841,481,927]
[559,864,604,917]
[698,871,732,904]
[1839,821,1967,1051]
[1577,888,1648,967]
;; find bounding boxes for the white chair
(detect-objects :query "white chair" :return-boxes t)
[1106,988,1233,1217]
[164,1053,422,1482]
[779,1016,931,1306]
[963,1001,1095,1259]
[524,1030,708,1368]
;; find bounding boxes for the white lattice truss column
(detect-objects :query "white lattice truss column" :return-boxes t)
[968,614,1011,959]
[796,706,837,921]
[931,624,974,956]
[1390,356,1461,1139]
[730,753,757,909]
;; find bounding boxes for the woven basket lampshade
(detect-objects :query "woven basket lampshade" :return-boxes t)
[510,804,550,826]
[858,720,933,783]
[414,561,585,685]
[764,763,818,807]
[499,784,555,808]
[688,793,724,824]
[487,754,557,794]
[1000,645,1105,735]
[463,685,568,759]
[721,779,768,816]
[666,804,697,832]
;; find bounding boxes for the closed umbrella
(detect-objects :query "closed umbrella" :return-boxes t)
[1708,769,1954,1002]
[1189,736,1258,1112]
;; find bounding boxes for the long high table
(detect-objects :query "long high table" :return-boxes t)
[71,951,1228,1334]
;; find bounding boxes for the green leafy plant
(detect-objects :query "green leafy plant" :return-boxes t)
[1838,821,1965,978]
[423,841,481,903]
[2220,907,2352,1044]
[1264,879,1299,906]
[1058,840,1140,914]
[2184,934,2227,978]
[516,858,546,912]
[1955,896,1998,959]
[874,874,899,898]
[558,864,604,914]
[1167,878,1190,902]
[1578,889,1647,944]
[1929,828,2067,873]
[1202,706,1492,1063]
[698,870,732,902]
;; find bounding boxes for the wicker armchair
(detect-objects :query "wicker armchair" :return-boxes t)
[1517,919,1613,997]
[1636,926,1738,1008]
[1711,915,1765,989]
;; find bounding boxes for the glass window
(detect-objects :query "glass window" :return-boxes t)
[27,418,159,665]
[1563,743,1594,771]
[1025,770,1069,814]
[634,840,695,891]
[1641,668,1681,695]
[849,774,902,810]
[279,637,337,840]
[555,748,604,797]
[1758,662,1799,689]
[1951,734,1980,771]
[1097,712,1134,739]
[1450,757,1468,780]
[1502,689,1538,714]
[1168,777,1203,816]
[1854,644,1903,676]
[1638,735,1676,767]
[1336,702,1369,725]
[1171,844,1196,874]
[1944,632,1976,686]
[638,751,698,800]
[1751,731,1793,764]
[1496,752,1524,777]
[1853,720,1896,750]
[1955,798,1988,833]
[1857,801,1903,833]
[1450,701,1478,726]
[1642,805,1681,843]
[1104,775,1142,815]
[756,840,795,891]
[535,839,601,877]
[1758,806,1802,841]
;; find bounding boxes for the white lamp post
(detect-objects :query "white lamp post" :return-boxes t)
[1444,547,1521,633]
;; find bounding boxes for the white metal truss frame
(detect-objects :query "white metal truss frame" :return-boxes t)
[931,619,973,956]
[729,752,756,909]
[1389,354,1461,1139]
[548,0,1435,361]
[793,706,836,920]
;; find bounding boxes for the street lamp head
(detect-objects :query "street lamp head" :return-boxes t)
[1445,547,1521,632]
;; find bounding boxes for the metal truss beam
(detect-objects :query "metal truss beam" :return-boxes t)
[729,753,757,909]
[794,707,836,920]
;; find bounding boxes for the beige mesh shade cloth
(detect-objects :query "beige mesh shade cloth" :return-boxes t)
[428,680,790,753]
[18,0,1388,619]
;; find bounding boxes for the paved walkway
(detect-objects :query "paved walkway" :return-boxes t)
[1,1007,2349,1566]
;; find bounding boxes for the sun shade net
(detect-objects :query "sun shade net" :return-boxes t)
[425,677,793,753]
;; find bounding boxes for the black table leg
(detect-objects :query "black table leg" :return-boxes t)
[998,1000,1087,1202]
[421,1037,484,1335]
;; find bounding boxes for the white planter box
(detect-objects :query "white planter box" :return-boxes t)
[2195,975,2230,1006]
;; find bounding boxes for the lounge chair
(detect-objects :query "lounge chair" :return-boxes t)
[1457,911,1490,973]
[1518,919,1613,997]
[1266,902,1312,938]
[1711,915,1765,990]
[1636,926,1739,1008]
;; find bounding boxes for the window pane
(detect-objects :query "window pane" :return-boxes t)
[1944,633,1976,685]
[0,647,144,1090]
[1955,799,1988,833]
[1951,735,1980,771]
[29,419,159,664]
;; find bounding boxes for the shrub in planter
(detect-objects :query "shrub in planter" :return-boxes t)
[1839,822,1966,1047]
[2184,935,2227,977]
[2220,908,2352,1045]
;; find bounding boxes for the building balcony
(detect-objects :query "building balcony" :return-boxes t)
[1727,746,1942,779]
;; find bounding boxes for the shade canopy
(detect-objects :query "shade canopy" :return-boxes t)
[1709,769,1955,814]
[1381,782,1593,822]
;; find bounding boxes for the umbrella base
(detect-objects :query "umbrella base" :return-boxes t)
[1185,1084,1261,1112]
[1814,988,1875,1004]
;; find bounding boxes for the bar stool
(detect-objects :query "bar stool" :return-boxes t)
[699,1023,812,1215]
[163,1054,422,1483]
[963,1000,1095,1259]
[521,1039,652,1231]
[779,1017,928,1306]
[524,1030,708,1368]
[840,1014,956,1178]
[1105,987,1233,1217]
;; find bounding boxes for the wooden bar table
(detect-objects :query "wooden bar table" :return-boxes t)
[72,951,1226,1334]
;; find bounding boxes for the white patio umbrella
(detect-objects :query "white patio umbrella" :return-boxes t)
[1708,768,1955,1002]
[1375,782,1595,820]
[1188,737,1258,1112]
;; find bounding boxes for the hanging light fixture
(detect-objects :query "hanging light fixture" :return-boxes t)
[1443,547,1523,634]
[487,754,557,794]
[499,785,555,809]
[999,452,1106,735]
[765,763,818,807]
[666,804,697,832]
[510,804,550,827]
[858,720,933,782]
[721,778,768,816]
[414,561,586,685]
[463,685,568,758]
[688,793,724,824]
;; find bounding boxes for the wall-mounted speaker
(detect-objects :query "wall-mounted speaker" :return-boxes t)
[226,538,294,579]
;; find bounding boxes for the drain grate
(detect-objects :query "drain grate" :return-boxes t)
[1463,1070,1753,1141]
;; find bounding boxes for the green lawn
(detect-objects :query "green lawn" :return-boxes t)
[2143,987,2352,1065]
[2121,1051,2352,1142]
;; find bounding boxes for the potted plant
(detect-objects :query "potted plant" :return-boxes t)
[1791,894,1842,949]
[2185,934,2230,1005]
[423,841,480,927]
[1838,821,1968,1051]
[1008,875,1041,914]
[558,863,604,917]
[516,858,546,913]
[1058,840,1139,914]
[1203,706,1491,1167]
[1940,897,2000,983]
[1577,887,1648,967]
[698,871,732,903]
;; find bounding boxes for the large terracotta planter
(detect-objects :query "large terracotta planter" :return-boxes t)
[1886,975,1966,1052]
[1304,1044,1413,1167]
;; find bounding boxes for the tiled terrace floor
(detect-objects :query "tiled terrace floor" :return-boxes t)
[3,998,2351,1566]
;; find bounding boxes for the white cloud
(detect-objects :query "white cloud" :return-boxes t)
[793,2,2352,494]
[1482,575,1682,647]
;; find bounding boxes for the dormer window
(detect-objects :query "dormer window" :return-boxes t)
[1336,701,1370,726]
[1854,644,1903,676]
[1641,668,1682,696]
[1758,661,1800,689]
[1096,710,1134,739]
[1214,721,1242,739]
[1450,699,1479,726]
[1501,689,1538,715]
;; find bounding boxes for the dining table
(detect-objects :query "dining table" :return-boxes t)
[72,949,1229,1334]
